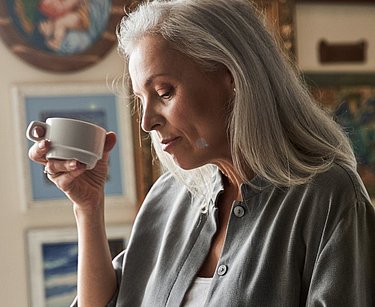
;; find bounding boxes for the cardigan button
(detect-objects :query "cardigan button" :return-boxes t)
[217,264,228,276]
[233,205,245,218]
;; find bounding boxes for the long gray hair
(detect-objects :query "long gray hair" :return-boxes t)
[117,0,356,199]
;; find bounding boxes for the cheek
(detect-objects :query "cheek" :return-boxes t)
[195,138,209,149]
[170,94,220,146]
[171,107,207,147]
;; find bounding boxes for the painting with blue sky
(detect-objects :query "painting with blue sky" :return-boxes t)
[25,93,124,201]
[28,226,131,307]
[42,242,78,307]
[42,239,124,306]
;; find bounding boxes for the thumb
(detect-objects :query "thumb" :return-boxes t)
[100,132,117,164]
[90,132,116,170]
[103,131,117,153]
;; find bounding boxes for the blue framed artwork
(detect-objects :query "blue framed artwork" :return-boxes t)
[13,82,136,210]
[27,225,132,307]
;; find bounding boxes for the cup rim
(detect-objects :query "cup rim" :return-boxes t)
[45,117,106,132]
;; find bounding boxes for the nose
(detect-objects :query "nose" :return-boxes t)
[140,98,164,132]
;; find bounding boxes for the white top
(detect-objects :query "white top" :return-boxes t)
[182,277,212,306]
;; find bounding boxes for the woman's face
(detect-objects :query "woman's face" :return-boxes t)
[129,36,234,170]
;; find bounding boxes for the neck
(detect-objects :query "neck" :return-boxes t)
[215,160,244,201]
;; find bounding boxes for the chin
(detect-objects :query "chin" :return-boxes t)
[172,157,206,171]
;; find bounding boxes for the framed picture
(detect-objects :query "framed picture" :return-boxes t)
[304,73,375,198]
[295,1,375,71]
[27,224,132,307]
[0,0,135,72]
[13,81,136,210]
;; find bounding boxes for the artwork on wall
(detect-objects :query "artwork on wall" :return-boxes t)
[0,0,135,72]
[295,0,375,71]
[318,39,367,64]
[27,225,132,307]
[304,73,375,198]
[13,81,137,210]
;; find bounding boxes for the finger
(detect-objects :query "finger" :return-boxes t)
[28,140,50,164]
[101,132,117,163]
[104,132,117,152]
[44,166,86,191]
[43,167,65,178]
[46,159,85,174]
[32,125,46,138]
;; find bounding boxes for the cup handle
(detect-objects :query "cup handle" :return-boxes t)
[26,121,48,142]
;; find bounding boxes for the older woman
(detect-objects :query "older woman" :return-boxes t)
[29,0,375,306]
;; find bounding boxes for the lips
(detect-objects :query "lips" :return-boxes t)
[161,136,181,152]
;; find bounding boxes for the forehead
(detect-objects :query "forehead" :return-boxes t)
[128,36,196,88]
[130,37,169,67]
[129,36,173,65]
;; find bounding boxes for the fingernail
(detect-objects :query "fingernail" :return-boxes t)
[69,160,77,170]
[38,140,46,149]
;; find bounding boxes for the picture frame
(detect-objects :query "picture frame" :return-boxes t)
[0,0,135,72]
[27,224,132,307]
[295,1,375,71]
[304,72,375,199]
[12,81,137,211]
[254,0,296,59]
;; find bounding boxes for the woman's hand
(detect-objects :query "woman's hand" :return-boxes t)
[28,126,117,212]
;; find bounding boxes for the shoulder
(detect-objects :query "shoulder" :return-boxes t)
[263,162,370,212]
[254,163,373,234]
[285,162,373,235]
[308,162,369,205]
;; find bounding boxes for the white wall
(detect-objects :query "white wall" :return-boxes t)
[0,38,135,306]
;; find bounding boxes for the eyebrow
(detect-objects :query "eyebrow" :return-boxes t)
[133,73,173,96]
[144,73,172,87]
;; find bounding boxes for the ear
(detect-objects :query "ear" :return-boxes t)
[224,70,236,102]
[223,67,235,91]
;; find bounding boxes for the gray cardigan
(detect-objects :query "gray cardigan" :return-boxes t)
[75,163,375,306]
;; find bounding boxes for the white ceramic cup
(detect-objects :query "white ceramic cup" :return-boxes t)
[26,117,107,169]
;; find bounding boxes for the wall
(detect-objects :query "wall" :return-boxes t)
[0,37,135,306]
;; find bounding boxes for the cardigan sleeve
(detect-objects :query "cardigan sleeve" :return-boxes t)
[106,250,127,306]
[306,200,375,306]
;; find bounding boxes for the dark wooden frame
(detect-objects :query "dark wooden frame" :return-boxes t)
[254,0,296,59]
[131,114,161,208]
[304,73,375,87]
